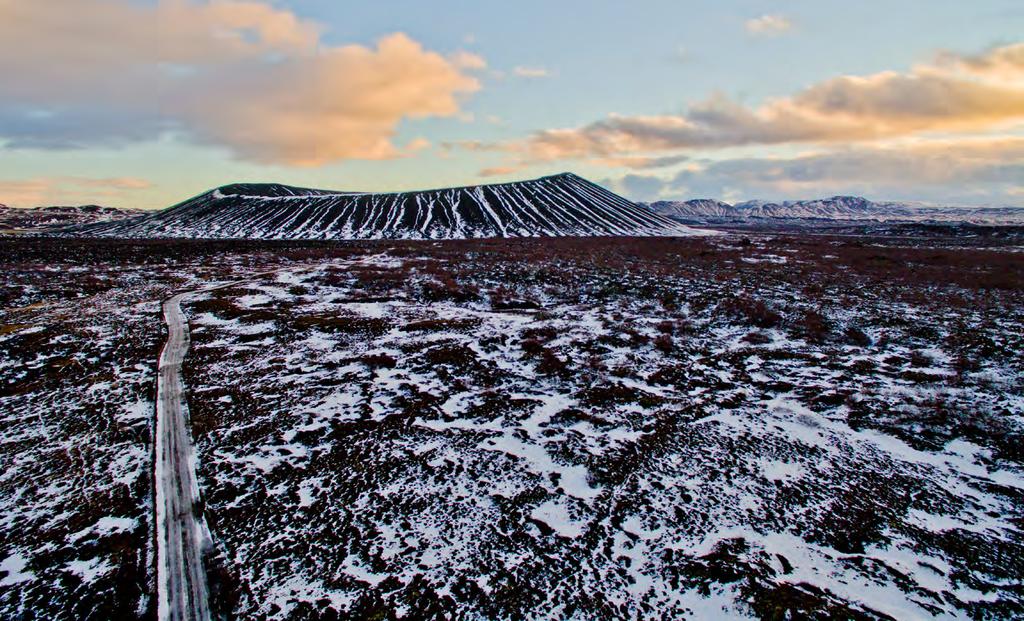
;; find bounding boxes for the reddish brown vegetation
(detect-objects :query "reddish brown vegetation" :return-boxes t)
[720,296,782,329]
[361,353,397,369]
[491,285,541,311]
[421,276,480,303]
[401,318,478,332]
[795,309,831,344]
[844,326,871,347]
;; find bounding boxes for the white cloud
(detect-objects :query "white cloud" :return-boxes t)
[513,66,551,78]
[745,14,793,36]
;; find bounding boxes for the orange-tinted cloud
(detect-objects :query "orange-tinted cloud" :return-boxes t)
[180,33,481,165]
[0,177,152,208]
[0,1,484,165]
[588,154,690,169]
[478,166,525,177]
[0,0,321,100]
[614,136,1024,204]
[494,43,1024,166]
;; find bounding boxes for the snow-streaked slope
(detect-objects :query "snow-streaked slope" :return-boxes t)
[0,204,143,231]
[648,199,735,219]
[646,195,1024,225]
[72,173,696,239]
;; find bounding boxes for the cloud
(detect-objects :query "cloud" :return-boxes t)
[938,42,1024,78]
[179,33,482,165]
[0,0,484,166]
[696,138,1024,190]
[513,66,551,78]
[479,166,525,177]
[0,176,152,208]
[493,43,1024,165]
[616,174,671,202]
[617,137,1024,205]
[76,177,153,190]
[451,51,488,70]
[745,15,793,36]
[589,154,690,169]
[671,46,693,63]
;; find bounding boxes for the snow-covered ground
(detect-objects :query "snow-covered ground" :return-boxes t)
[0,265,161,617]
[1,235,1021,619]
[0,240,339,618]
[178,238,1024,619]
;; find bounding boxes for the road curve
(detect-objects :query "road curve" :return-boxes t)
[156,292,213,621]
[152,259,371,619]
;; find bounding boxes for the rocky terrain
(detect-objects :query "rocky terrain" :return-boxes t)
[68,174,694,240]
[0,240,322,619]
[3,233,1019,619]
[179,238,1024,620]
[0,204,143,233]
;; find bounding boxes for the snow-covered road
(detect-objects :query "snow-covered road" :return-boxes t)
[152,259,353,619]
[155,292,213,621]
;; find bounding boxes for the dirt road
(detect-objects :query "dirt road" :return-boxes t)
[155,292,212,621]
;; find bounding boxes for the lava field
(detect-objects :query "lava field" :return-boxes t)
[0,234,1021,619]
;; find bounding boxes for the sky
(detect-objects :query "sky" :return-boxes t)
[1,0,1022,209]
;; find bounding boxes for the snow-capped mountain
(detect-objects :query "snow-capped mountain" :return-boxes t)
[649,198,735,218]
[0,204,143,231]
[70,173,696,239]
[645,195,1024,225]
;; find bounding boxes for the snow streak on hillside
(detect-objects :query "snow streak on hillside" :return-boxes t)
[0,204,142,231]
[72,174,696,240]
[646,196,1024,225]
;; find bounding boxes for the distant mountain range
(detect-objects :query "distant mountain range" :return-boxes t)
[0,204,144,231]
[66,173,696,239]
[644,196,1024,225]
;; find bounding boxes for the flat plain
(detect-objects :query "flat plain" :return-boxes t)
[0,233,1021,619]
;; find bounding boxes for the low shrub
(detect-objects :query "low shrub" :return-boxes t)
[521,338,545,356]
[361,353,397,369]
[844,326,871,347]
[795,309,831,344]
[422,276,480,303]
[401,318,478,332]
[491,286,541,311]
[742,331,771,345]
[719,296,782,329]
[536,349,569,377]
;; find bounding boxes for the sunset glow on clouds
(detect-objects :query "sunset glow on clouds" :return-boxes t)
[0,0,1021,207]
[499,43,1024,162]
[607,136,1024,203]
[0,0,483,166]
[0,177,153,207]
[473,41,1024,203]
